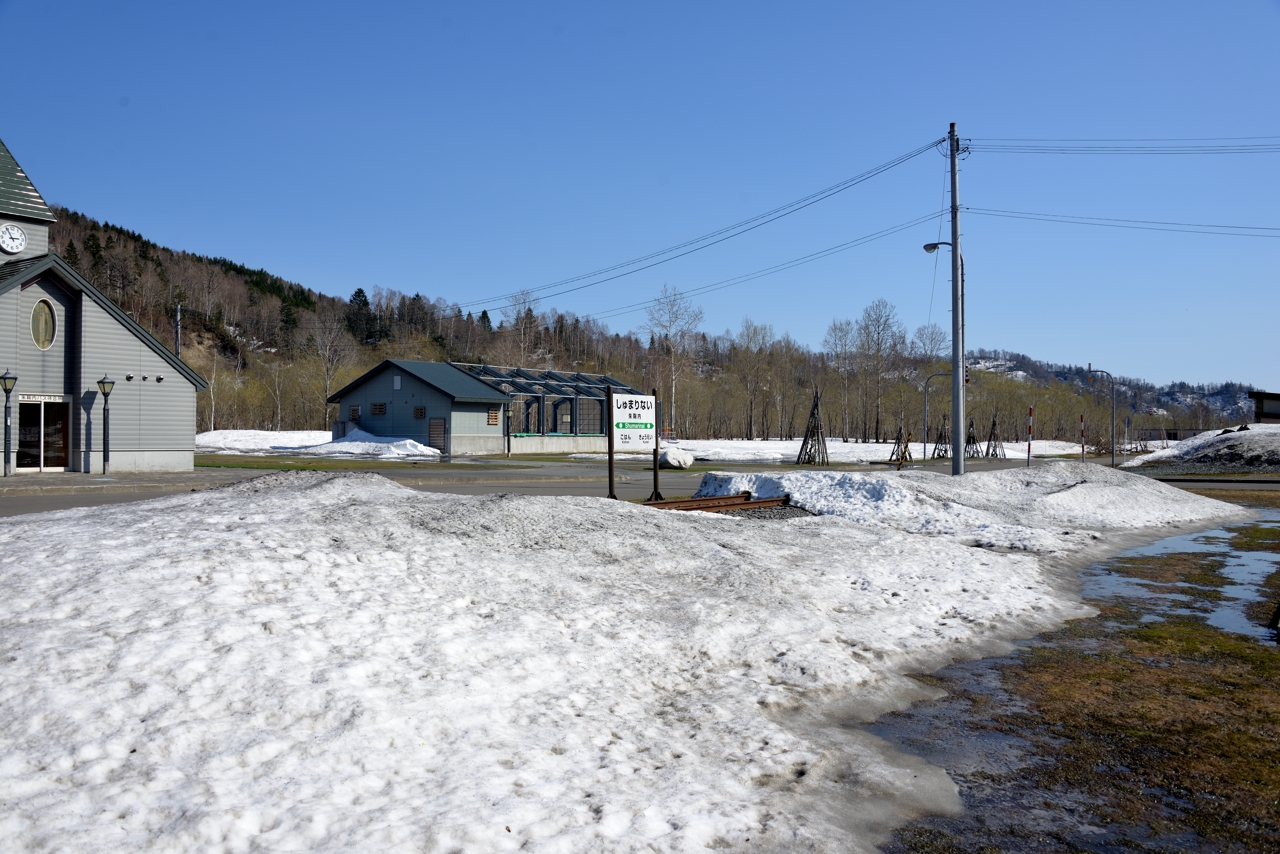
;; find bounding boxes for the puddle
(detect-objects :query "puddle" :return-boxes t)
[1083,509,1280,643]
[867,511,1280,853]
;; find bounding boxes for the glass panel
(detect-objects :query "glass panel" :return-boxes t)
[17,403,40,468]
[43,402,69,468]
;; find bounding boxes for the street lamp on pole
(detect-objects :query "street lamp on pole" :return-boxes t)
[924,240,965,475]
[1,370,16,477]
[922,370,951,462]
[1087,363,1116,468]
[97,375,115,475]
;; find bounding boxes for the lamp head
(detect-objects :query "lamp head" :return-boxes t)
[97,375,115,397]
[923,243,940,253]
[0,370,15,394]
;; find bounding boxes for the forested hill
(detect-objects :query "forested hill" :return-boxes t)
[49,206,326,353]
[31,206,1255,440]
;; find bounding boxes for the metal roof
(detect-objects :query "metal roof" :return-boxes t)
[0,138,56,223]
[452,363,643,398]
[327,360,511,404]
[0,253,208,390]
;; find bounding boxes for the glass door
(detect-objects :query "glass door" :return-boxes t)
[15,400,70,471]
[43,402,69,469]
[17,403,40,468]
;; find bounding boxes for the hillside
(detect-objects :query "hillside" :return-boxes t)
[27,207,1261,441]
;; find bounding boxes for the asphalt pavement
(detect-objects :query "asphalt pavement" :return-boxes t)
[0,453,1274,519]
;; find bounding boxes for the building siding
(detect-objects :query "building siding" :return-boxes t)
[79,296,195,463]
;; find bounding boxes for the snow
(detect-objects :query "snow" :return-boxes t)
[1122,423,1280,469]
[0,467,1242,852]
[575,438,1083,465]
[197,429,441,459]
[659,446,695,469]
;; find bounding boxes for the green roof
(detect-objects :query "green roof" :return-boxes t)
[327,360,511,404]
[0,138,55,223]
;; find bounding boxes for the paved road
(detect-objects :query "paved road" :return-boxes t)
[1,455,1274,519]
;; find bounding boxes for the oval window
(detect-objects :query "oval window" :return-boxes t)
[31,300,56,350]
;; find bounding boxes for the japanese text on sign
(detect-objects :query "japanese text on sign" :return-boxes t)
[611,394,656,450]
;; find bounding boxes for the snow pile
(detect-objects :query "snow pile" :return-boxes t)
[196,429,333,454]
[1122,423,1280,470]
[197,428,441,459]
[694,463,1235,553]
[0,469,1241,852]
[305,427,441,459]
[659,446,695,469]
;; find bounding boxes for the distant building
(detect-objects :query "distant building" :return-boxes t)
[1248,391,1280,424]
[0,137,207,473]
[328,361,644,455]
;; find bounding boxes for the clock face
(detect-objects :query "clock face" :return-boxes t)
[0,223,26,254]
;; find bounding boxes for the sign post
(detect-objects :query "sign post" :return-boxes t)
[1027,406,1033,468]
[608,388,657,500]
[649,390,663,502]
[606,387,616,499]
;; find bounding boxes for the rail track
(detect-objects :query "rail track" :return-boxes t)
[643,491,792,513]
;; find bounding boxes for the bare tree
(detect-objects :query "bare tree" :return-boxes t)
[642,284,704,435]
[736,317,773,438]
[306,302,358,427]
[823,318,856,441]
[854,299,906,442]
[911,322,949,363]
[502,289,541,366]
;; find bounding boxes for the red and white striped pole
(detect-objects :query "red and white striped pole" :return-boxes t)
[1080,414,1085,463]
[1027,406,1033,468]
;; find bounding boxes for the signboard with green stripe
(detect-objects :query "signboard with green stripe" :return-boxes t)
[611,393,657,450]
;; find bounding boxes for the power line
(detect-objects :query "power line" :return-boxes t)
[965,207,1280,238]
[588,212,943,323]
[972,135,1280,142]
[967,139,1280,154]
[452,138,946,311]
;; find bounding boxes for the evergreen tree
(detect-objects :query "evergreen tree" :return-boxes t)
[346,287,373,341]
[479,309,493,332]
[62,239,81,271]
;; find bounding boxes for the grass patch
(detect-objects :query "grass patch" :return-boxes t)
[1000,611,1280,849]
[1226,522,1280,553]
[1188,488,1280,509]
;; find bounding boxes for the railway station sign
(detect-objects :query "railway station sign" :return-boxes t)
[610,393,657,450]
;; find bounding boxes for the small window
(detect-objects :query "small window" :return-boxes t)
[349,405,361,422]
[31,300,56,350]
[393,375,401,390]
[414,406,426,419]
[371,402,387,416]
[488,407,500,426]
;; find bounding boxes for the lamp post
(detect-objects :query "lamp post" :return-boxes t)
[924,239,965,475]
[1087,363,1115,468]
[1,370,15,477]
[97,375,115,475]
[922,370,951,462]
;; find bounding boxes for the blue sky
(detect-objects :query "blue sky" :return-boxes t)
[2,1,1277,388]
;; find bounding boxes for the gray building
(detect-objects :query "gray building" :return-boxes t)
[328,360,511,455]
[1,137,207,473]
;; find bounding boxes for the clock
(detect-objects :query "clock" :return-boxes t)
[0,223,26,255]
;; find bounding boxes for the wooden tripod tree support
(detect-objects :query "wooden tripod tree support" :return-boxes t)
[964,417,982,459]
[983,411,1007,459]
[796,386,829,465]
[889,426,914,470]
[932,415,951,459]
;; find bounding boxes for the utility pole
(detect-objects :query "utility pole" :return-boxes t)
[175,304,182,357]
[949,122,965,476]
